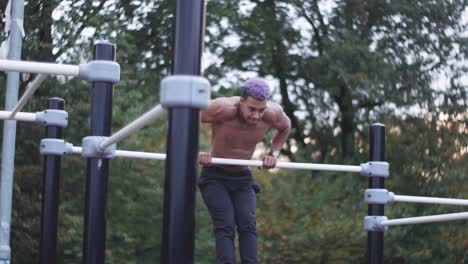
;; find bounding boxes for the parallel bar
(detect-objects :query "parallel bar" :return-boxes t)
[39,98,65,264]
[161,0,205,262]
[99,104,166,150]
[113,150,166,160]
[0,110,36,122]
[72,148,167,160]
[70,148,361,173]
[0,0,25,262]
[381,212,468,227]
[212,158,361,172]
[393,195,468,206]
[367,124,385,264]
[82,42,115,264]
[10,74,48,117]
[0,60,79,76]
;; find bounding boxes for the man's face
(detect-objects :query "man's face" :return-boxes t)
[239,96,267,125]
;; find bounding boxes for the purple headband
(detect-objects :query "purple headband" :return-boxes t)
[242,78,271,101]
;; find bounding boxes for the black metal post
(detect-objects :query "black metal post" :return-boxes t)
[39,97,65,264]
[161,0,205,263]
[367,123,386,264]
[82,42,115,264]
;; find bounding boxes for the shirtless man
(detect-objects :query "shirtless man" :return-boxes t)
[198,78,291,264]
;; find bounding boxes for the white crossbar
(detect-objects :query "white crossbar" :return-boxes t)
[0,59,79,76]
[394,195,468,206]
[211,158,362,172]
[99,105,167,150]
[114,150,166,160]
[10,74,48,117]
[71,147,361,173]
[0,110,36,122]
[380,212,468,227]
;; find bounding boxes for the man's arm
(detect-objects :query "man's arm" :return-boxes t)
[261,106,291,169]
[269,107,291,153]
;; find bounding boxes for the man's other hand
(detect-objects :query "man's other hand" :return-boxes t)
[261,155,277,169]
[199,152,212,165]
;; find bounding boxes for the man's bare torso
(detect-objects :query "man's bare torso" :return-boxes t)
[202,97,281,171]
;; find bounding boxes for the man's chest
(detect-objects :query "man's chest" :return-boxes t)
[214,122,270,147]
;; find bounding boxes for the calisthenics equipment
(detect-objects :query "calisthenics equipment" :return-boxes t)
[41,142,389,177]
[0,110,68,127]
[0,41,121,264]
[364,187,468,232]
[0,59,120,83]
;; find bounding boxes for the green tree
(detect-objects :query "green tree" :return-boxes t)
[204,0,467,161]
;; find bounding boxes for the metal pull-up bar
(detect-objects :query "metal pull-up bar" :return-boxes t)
[393,195,468,206]
[0,110,36,122]
[381,212,468,227]
[0,60,79,76]
[0,59,120,83]
[365,189,468,206]
[67,146,386,175]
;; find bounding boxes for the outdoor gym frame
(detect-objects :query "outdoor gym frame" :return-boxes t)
[0,1,467,264]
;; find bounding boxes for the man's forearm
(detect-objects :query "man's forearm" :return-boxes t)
[270,128,290,152]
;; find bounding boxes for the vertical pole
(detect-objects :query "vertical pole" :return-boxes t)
[161,0,205,263]
[82,42,115,264]
[367,123,385,264]
[0,1,25,263]
[39,98,65,264]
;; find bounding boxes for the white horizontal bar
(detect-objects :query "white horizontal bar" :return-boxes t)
[71,147,166,160]
[71,147,361,173]
[114,150,166,160]
[394,195,468,206]
[0,110,36,122]
[0,59,79,76]
[381,212,468,227]
[99,105,167,150]
[72,147,82,154]
[212,158,362,172]
[10,74,48,117]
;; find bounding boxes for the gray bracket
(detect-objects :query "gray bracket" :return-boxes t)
[160,75,211,109]
[364,189,395,204]
[35,109,68,127]
[364,216,388,231]
[81,136,116,159]
[40,139,74,156]
[79,60,120,83]
[360,161,389,178]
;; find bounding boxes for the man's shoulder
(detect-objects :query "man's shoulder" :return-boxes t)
[266,101,283,111]
[211,96,240,106]
[206,96,239,120]
[265,101,285,116]
[263,101,288,125]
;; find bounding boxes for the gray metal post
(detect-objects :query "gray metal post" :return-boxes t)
[0,1,25,263]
